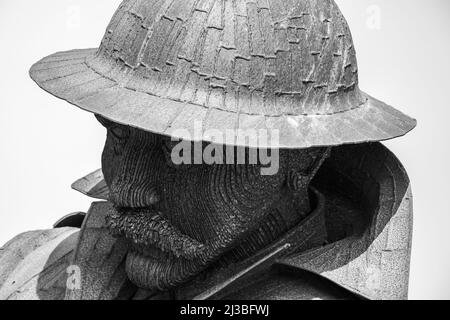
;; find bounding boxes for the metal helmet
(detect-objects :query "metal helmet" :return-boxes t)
[30,0,416,148]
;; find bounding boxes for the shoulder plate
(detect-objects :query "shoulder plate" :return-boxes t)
[0,228,79,300]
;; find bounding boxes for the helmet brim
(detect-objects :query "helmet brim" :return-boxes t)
[30,48,416,149]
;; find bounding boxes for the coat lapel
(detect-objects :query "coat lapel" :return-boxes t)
[65,202,134,300]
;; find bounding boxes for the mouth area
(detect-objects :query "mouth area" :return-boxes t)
[106,206,215,291]
[105,206,208,261]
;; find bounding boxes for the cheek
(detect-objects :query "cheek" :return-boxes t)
[165,166,284,230]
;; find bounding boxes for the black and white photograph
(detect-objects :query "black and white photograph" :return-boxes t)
[0,0,449,304]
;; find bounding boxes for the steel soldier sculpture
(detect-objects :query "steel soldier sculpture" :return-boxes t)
[0,0,416,300]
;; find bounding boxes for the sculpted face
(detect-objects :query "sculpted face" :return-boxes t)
[97,115,329,291]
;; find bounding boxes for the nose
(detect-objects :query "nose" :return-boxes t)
[104,129,167,208]
[109,181,160,208]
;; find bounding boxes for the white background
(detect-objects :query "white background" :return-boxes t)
[0,0,449,299]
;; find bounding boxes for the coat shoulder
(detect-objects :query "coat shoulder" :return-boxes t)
[0,228,79,300]
[222,266,358,300]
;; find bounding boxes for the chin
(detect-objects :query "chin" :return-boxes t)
[125,247,201,291]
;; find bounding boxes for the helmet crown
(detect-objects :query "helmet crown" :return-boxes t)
[94,0,364,116]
